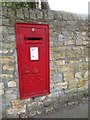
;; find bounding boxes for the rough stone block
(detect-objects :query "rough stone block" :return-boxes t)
[2,17,10,26]
[48,11,54,20]
[75,72,82,79]
[82,41,88,45]
[0,89,4,96]
[61,12,68,20]
[54,11,62,20]
[7,81,16,88]
[44,98,57,107]
[2,7,7,16]
[0,74,13,79]
[27,102,38,111]
[7,35,15,42]
[65,39,75,45]
[72,13,79,20]
[43,10,48,20]
[55,73,63,82]
[11,99,23,107]
[3,65,14,71]
[63,72,74,81]
[79,62,88,71]
[29,10,36,19]
[78,79,87,88]
[50,68,57,74]
[55,52,65,59]
[59,82,68,89]
[76,38,83,45]
[84,71,88,78]
[36,10,43,19]
[67,13,73,21]
[16,9,24,19]
[23,8,29,18]
[8,27,15,35]
[5,93,17,101]
[60,64,74,73]
[6,105,26,116]
[9,17,16,27]
[7,8,15,17]
[68,81,77,90]
[56,60,65,66]
[0,82,4,90]
[0,57,15,64]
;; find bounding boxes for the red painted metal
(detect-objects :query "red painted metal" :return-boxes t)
[16,23,50,99]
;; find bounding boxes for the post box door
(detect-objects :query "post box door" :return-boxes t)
[16,23,50,99]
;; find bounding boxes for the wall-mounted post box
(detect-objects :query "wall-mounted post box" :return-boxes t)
[16,23,50,99]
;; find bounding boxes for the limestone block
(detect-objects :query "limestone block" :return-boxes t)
[68,81,77,90]
[75,72,82,79]
[58,82,68,89]
[0,82,4,90]
[61,12,68,20]
[11,99,23,106]
[43,10,48,20]
[60,64,73,73]
[40,96,46,101]
[79,62,88,70]
[2,18,10,26]
[55,53,65,59]
[5,93,17,101]
[7,105,26,115]
[0,89,4,96]
[8,8,15,17]
[23,8,29,18]
[7,35,15,42]
[65,39,75,45]
[8,27,15,35]
[76,38,83,45]
[3,65,14,71]
[55,73,63,82]
[0,83,4,95]
[2,7,7,16]
[0,57,14,63]
[6,89,13,94]
[1,50,8,54]
[48,11,54,20]
[78,79,87,88]
[50,68,57,74]
[64,72,74,81]
[83,41,88,45]
[8,81,16,88]
[84,71,88,78]
[50,54,53,61]
[27,102,38,111]
[56,60,65,66]
[29,10,36,19]
[38,102,44,109]
[37,110,42,115]
[65,48,74,58]
[29,111,37,117]
[16,9,24,19]
[4,43,15,49]
[36,10,43,19]
[0,74,13,79]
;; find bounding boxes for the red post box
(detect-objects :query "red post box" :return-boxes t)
[16,23,50,99]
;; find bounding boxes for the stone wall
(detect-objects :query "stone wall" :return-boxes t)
[1,7,88,118]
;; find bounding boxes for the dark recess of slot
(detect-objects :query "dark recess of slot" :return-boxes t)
[25,37,42,40]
